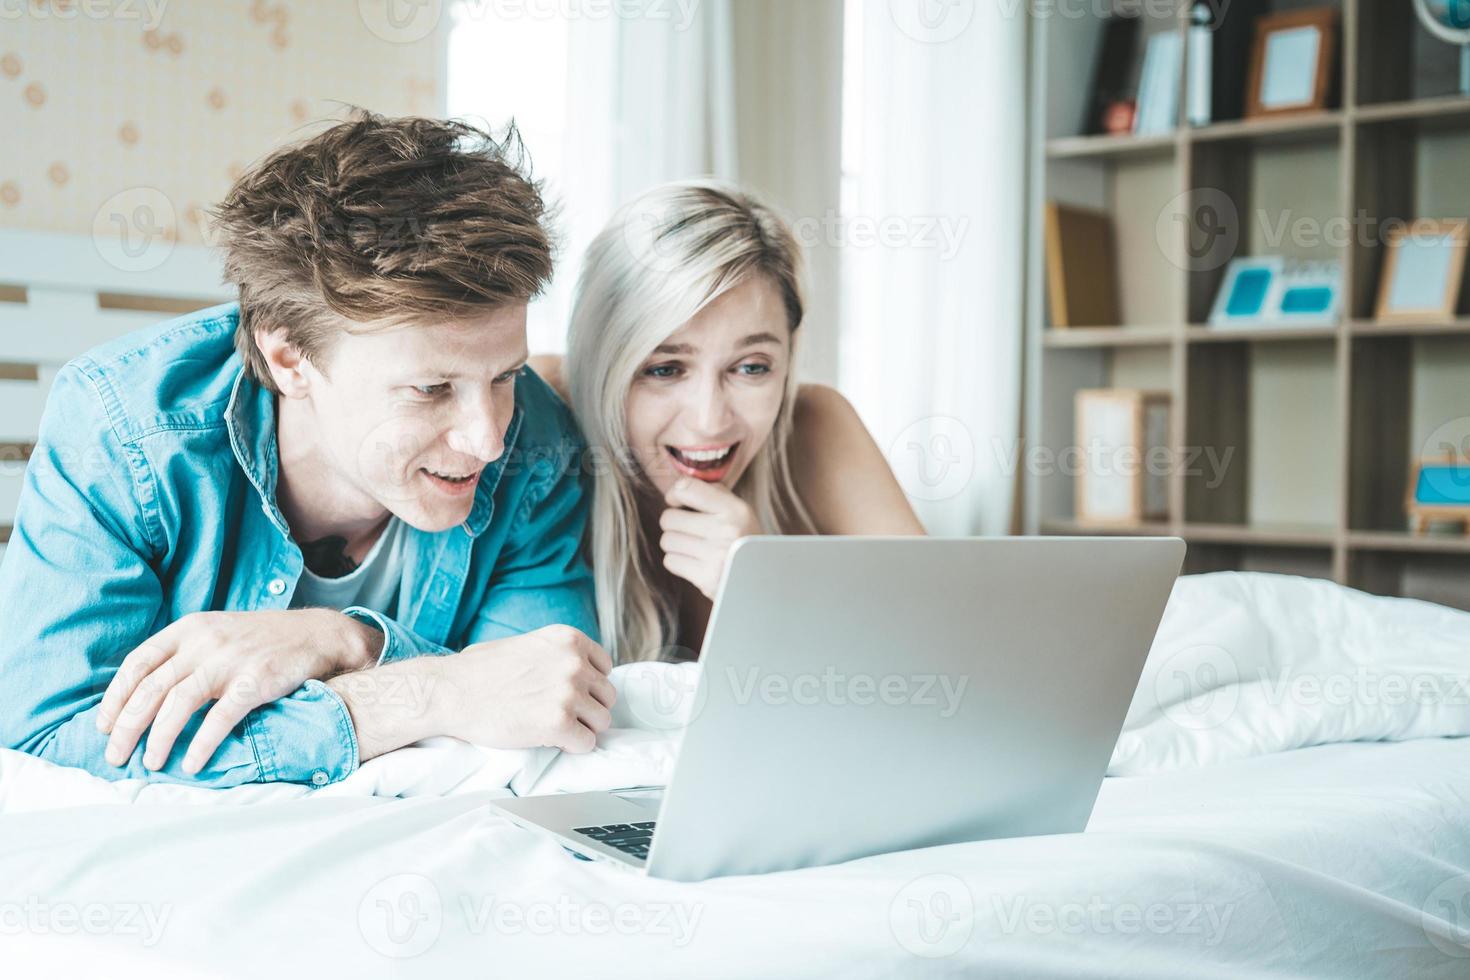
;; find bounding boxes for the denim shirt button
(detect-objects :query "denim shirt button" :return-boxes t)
[310,770,329,787]
[267,578,287,597]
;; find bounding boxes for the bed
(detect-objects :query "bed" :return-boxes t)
[0,229,232,561]
[1,233,1467,976]
[0,572,1467,978]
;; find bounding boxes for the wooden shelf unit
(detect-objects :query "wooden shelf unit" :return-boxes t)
[1044,99,1470,157]
[1025,0,1470,610]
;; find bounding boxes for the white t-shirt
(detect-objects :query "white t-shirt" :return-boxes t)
[290,518,406,615]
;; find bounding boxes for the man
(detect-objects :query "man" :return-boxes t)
[0,111,616,787]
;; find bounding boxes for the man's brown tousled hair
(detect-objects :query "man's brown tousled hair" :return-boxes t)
[211,109,554,391]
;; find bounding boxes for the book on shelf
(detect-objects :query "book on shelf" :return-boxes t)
[1133,31,1181,136]
[1044,203,1121,328]
[1211,0,1269,123]
[1082,16,1141,135]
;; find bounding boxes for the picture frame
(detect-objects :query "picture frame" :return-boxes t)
[1075,389,1171,526]
[1245,8,1338,119]
[1207,257,1343,328]
[1374,218,1470,323]
[1272,260,1342,325]
[1405,455,1470,534]
[1208,256,1281,326]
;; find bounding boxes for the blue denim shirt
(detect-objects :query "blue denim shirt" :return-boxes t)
[0,303,598,787]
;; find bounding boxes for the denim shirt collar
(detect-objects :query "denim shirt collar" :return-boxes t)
[224,370,525,541]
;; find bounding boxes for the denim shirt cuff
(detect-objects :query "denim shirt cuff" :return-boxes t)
[244,679,359,787]
[342,606,394,666]
[344,606,451,666]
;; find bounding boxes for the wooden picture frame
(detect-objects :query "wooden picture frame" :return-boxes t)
[1245,8,1338,120]
[1406,455,1470,534]
[1075,389,1171,526]
[1374,218,1470,323]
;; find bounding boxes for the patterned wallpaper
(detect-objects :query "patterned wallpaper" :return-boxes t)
[2,0,444,246]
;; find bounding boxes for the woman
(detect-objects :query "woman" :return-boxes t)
[532,179,923,663]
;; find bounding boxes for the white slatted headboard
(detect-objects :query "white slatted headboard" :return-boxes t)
[0,230,235,558]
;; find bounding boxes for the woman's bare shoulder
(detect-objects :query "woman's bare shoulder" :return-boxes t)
[527,353,569,403]
[789,383,925,535]
[794,382,857,430]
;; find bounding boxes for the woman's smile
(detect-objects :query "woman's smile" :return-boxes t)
[666,442,741,482]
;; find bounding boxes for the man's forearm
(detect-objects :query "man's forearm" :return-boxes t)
[326,655,452,763]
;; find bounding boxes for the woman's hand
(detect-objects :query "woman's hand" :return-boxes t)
[658,477,763,599]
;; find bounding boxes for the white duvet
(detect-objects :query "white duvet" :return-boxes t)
[1,572,1468,977]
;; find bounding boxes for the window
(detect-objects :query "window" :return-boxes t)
[447,8,614,355]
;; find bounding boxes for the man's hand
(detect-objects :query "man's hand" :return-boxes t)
[439,625,617,754]
[658,477,762,599]
[331,624,617,763]
[95,609,380,774]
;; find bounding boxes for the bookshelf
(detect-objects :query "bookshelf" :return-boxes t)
[1023,0,1470,611]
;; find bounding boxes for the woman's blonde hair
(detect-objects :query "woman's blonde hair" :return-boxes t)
[567,179,815,663]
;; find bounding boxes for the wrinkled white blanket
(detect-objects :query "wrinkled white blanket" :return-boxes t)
[1114,571,1470,772]
[1,572,1468,978]
[5,572,1465,806]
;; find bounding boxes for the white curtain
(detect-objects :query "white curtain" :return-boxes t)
[608,1,739,201]
[839,0,1028,536]
[447,1,738,354]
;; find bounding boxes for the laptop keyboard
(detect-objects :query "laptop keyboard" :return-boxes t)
[573,821,656,860]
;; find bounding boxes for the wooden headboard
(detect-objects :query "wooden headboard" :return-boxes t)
[0,230,235,555]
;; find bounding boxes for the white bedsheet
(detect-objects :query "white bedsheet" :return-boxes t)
[1,738,1466,978]
[1,572,1467,976]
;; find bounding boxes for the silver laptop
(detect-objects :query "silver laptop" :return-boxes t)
[488,536,1185,882]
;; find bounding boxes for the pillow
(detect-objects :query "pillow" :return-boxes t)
[1109,572,1470,775]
